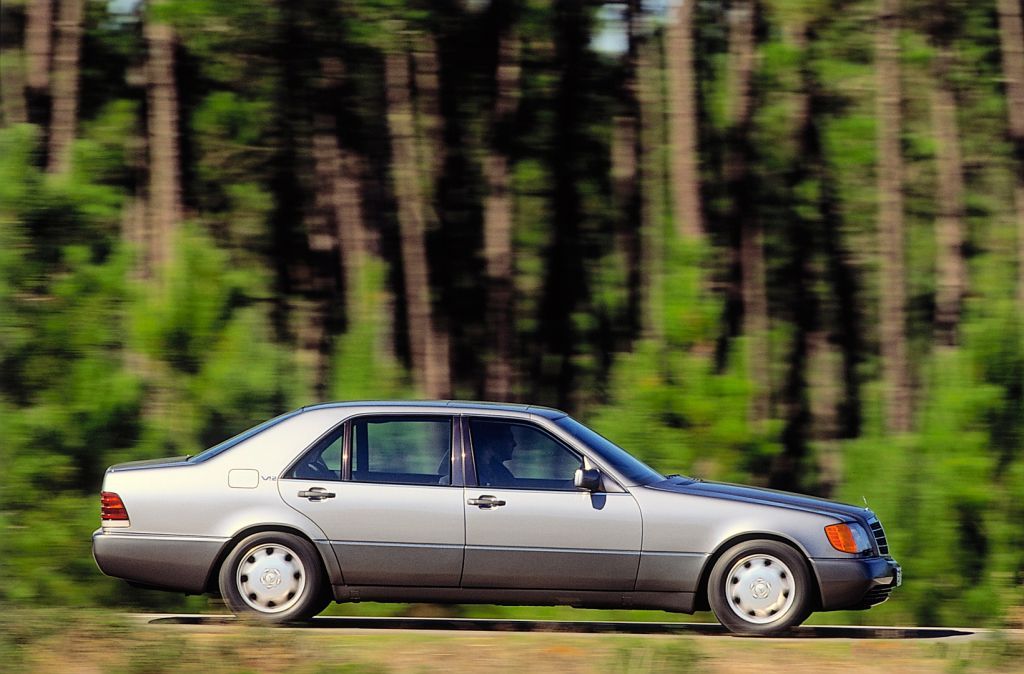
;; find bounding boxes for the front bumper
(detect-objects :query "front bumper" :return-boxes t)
[810,556,902,611]
[92,529,226,594]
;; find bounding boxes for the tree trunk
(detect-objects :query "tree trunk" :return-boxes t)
[997,0,1024,307]
[876,0,912,432]
[794,21,858,491]
[665,0,703,241]
[336,152,369,321]
[308,123,343,397]
[726,0,769,422]
[727,1,756,129]
[145,20,183,274]
[808,330,843,497]
[309,58,372,393]
[483,29,520,401]
[611,113,642,339]
[930,47,967,346]
[639,31,666,344]
[23,0,52,126]
[1,49,28,126]
[410,34,451,398]
[25,0,53,90]
[614,0,645,340]
[773,23,815,493]
[385,48,449,399]
[535,0,589,407]
[412,34,445,185]
[47,0,83,174]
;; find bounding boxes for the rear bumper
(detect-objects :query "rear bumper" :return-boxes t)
[810,556,902,611]
[92,529,226,594]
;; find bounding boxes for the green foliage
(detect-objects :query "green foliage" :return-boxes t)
[3,0,1024,631]
[589,239,781,482]
[331,260,409,401]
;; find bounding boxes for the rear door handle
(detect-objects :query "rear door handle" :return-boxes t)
[298,487,336,501]
[467,495,506,508]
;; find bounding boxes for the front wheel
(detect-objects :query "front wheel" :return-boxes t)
[218,532,328,623]
[707,539,812,636]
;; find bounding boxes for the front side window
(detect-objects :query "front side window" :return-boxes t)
[469,419,581,490]
[351,416,452,486]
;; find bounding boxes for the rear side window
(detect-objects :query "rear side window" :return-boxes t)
[351,416,453,486]
[289,425,344,481]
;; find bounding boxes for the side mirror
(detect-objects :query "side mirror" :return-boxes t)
[574,467,602,492]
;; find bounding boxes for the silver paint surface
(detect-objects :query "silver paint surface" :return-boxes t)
[93,401,899,613]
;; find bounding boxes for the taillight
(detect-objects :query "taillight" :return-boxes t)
[101,491,129,522]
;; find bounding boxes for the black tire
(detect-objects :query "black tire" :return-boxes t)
[707,539,813,636]
[218,531,329,623]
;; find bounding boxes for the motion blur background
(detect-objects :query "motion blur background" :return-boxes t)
[2,0,1024,629]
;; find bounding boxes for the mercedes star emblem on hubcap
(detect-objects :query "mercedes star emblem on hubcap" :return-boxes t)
[751,578,772,599]
[260,568,282,589]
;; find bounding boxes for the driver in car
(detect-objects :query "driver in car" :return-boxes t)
[473,422,517,487]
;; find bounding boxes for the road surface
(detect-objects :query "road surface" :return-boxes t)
[137,613,987,641]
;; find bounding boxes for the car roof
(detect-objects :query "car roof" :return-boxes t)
[299,400,569,420]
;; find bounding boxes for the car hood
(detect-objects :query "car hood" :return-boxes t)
[647,477,874,523]
[107,455,192,472]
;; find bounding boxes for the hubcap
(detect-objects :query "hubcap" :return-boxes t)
[725,553,795,625]
[236,543,306,614]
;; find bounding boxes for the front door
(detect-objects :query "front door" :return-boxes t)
[460,417,643,591]
[280,415,465,587]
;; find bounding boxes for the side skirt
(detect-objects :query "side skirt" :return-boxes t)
[331,585,695,613]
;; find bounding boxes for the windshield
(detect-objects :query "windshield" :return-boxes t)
[555,416,664,485]
[188,409,300,463]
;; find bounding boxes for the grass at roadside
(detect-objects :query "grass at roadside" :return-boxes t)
[2,609,1022,674]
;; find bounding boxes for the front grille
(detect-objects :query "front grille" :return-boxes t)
[869,518,889,556]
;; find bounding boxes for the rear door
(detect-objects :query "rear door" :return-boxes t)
[280,414,465,587]
[460,416,643,590]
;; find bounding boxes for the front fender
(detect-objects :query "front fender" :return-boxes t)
[629,485,849,594]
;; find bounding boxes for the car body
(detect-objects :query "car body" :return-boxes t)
[93,400,901,635]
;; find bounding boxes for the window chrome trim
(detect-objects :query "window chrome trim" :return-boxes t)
[345,413,458,488]
[464,413,585,487]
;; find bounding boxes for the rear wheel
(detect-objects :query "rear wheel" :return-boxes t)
[218,532,328,623]
[707,539,812,636]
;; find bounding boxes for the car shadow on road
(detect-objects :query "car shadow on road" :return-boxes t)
[149,615,973,639]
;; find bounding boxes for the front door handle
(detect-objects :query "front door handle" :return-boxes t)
[467,495,506,508]
[298,487,336,501]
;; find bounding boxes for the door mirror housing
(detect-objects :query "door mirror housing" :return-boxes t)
[574,467,602,492]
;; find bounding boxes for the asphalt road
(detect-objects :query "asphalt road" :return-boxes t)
[136,614,986,641]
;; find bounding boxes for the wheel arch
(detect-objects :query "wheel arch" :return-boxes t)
[204,524,339,593]
[692,532,822,612]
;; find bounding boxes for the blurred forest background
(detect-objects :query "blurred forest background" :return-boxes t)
[2,0,1024,628]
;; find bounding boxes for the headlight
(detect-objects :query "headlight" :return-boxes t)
[824,522,873,554]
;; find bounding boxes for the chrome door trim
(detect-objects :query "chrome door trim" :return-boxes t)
[328,539,463,549]
[466,544,638,555]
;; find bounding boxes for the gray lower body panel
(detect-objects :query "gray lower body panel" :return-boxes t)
[461,546,640,591]
[333,585,695,613]
[811,556,901,610]
[634,551,708,592]
[331,542,463,587]
[92,530,225,593]
[314,541,346,585]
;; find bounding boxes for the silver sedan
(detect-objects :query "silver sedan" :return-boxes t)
[92,400,901,635]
